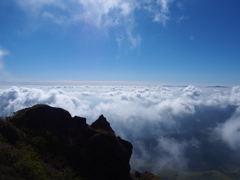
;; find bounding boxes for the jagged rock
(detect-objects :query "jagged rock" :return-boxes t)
[72,115,87,128]
[131,171,164,180]
[91,114,115,133]
[4,104,133,180]
[9,104,73,136]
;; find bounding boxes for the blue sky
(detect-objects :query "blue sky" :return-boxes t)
[0,0,240,85]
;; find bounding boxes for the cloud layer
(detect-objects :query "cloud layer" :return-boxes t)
[1,85,240,173]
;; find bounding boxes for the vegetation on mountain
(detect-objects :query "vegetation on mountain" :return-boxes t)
[0,104,133,180]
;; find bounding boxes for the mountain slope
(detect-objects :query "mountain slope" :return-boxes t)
[0,104,133,180]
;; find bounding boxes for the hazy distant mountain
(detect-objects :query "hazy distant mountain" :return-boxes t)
[206,85,229,88]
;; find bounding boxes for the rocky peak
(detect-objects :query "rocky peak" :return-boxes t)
[91,114,115,133]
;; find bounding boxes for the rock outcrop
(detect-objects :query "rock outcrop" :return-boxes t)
[131,171,164,180]
[0,104,133,180]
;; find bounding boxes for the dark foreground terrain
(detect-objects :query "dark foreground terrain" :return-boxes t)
[2,104,239,180]
[0,104,162,180]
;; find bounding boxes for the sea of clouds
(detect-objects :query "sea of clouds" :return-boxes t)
[1,85,240,173]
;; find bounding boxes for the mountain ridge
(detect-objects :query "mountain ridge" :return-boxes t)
[0,104,162,180]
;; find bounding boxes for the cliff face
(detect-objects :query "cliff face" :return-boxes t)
[0,104,133,180]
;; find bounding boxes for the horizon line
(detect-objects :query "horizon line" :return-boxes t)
[0,79,235,87]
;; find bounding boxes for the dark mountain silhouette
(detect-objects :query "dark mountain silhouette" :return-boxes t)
[0,104,162,180]
[131,171,164,180]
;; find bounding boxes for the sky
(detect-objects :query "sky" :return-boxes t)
[1,1,240,176]
[0,0,240,86]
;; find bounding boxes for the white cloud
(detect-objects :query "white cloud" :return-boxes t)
[126,25,142,48]
[158,0,172,13]
[0,86,91,117]
[75,0,138,28]
[15,0,180,47]
[16,0,141,47]
[1,85,239,172]
[216,107,240,150]
[155,137,188,170]
[1,85,239,130]
[182,85,201,99]
[2,85,238,135]
[229,86,240,106]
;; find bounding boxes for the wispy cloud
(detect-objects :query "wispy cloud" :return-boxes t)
[75,0,138,28]
[15,0,180,48]
[176,2,184,10]
[176,15,187,24]
[17,0,66,12]
[0,48,11,83]
[17,0,140,47]
[216,109,240,150]
[215,86,240,150]
[0,48,8,73]
[144,0,174,26]
[17,0,138,27]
